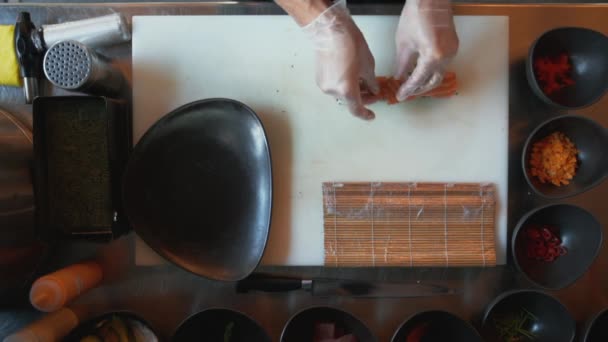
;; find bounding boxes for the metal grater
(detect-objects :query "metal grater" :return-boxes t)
[43,40,124,97]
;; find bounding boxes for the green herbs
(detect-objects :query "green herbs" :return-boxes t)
[223,321,235,342]
[493,308,538,342]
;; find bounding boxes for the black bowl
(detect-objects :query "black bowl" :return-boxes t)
[391,310,482,342]
[482,290,575,342]
[522,114,608,199]
[63,312,160,342]
[512,204,603,289]
[583,308,608,342]
[526,27,608,109]
[281,306,375,342]
[172,308,270,342]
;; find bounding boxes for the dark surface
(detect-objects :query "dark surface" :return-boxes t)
[391,310,482,342]
[2,3,608,342]
[526,27,608,109]
[172,308,270,342]
[512,204,603,289]
[237,274,304,293]
[6,0,608,4]
[64,311,160,342]
[237,275,456,297]
[583,308,608,342]
[281,306,375,342]
[522,115,608,199]
[122,98,272,281]
[482,289,575,342]
[0,108,45,304]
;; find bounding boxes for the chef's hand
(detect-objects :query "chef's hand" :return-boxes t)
[276,0,379,120]
[394,0,459,101]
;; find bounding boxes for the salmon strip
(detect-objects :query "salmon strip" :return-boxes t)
[369,72,458,105]
[419,77,458,97]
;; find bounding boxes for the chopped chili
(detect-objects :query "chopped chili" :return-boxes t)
[406,322,430,342]
[524,224,567,262]
[534,52,575,96]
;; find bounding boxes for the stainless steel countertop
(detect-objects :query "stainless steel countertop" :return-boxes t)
[1,3,608,341]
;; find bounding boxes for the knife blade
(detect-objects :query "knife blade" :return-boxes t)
[236,275,458,298]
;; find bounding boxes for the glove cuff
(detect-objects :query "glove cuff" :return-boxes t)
[303,0,350,33]
[405,0,451,11]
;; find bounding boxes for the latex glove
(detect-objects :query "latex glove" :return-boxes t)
[394,0,459,101]
[303,0,379,120]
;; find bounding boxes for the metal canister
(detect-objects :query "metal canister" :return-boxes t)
[41,13,131,49]
[43,40,124,97]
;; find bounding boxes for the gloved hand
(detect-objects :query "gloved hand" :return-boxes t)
[303,0,379,120]
[394,0,459,101]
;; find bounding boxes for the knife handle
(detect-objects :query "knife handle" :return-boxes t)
[236,275,304,293]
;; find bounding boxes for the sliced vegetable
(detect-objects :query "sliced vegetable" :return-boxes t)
[80,336,103,342]
[87,316,136,342]
[313,322,358,342]
[406,322,429,342]
[108,316,132,342]
[314,323,336,341]
[224,321,235,342]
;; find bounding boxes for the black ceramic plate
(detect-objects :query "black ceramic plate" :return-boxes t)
[172,308,270,342]
[281,306,375,342]
[123,99,272,281]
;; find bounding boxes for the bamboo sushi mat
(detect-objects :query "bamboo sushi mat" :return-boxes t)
[322,182,497,267]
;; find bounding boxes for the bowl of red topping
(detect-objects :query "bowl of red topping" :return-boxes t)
[391,311,482,342]
[526,27,608,109]
[281,306,375,342]
[512,204,603,289]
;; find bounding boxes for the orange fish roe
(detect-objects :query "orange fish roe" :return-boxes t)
[529,132,578,186]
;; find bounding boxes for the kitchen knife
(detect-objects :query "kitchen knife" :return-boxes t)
[236,275,459,298]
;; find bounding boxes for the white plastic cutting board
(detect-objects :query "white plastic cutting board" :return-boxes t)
[132,15,509,266]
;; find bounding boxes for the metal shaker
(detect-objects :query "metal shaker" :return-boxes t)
[43,40,124,97]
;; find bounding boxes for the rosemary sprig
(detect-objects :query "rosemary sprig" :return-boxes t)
[493,308,538,342]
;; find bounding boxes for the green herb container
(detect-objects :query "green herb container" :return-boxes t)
[482,289,575,342]
[172,308,270,342]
